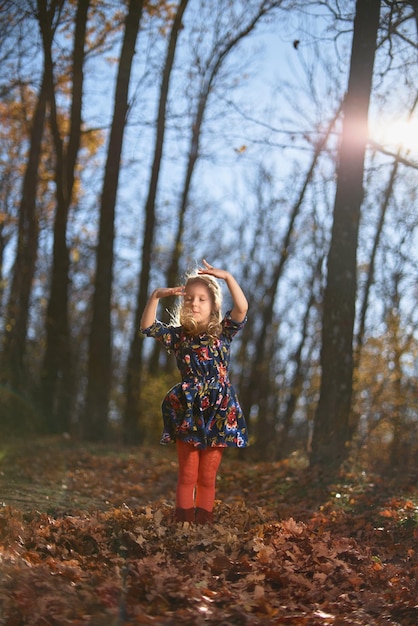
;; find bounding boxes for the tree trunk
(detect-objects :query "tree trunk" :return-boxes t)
[386,277,404,469]
[123,0,189,444]
[246,108,340,458]
[354,94,418,369]
[83,0,143,442]
[1,75,47,427]
[41,0,90,434]
[276,254,323,459]
[310,0,381,472]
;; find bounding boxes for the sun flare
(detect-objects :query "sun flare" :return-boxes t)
[370,116,418,156]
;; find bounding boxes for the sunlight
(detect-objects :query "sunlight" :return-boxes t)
[370,115,418,156]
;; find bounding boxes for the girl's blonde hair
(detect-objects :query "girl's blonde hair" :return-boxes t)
[172,272,223,339]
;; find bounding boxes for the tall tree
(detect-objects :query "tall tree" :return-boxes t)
[40,0,90,433]
[83,0,143,441]
[1,1,62,426]
[276,253,324,460]
[0,8,32,314]
[310,0,381,472]
[242,106,341,458]
[354,93,418,372]
[122,0,190,443]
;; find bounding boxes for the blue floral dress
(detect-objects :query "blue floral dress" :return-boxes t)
[142,311,248,449]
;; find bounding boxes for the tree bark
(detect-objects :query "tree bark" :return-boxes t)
[310,0,381,472]
[83,0,143,441]
[1,75,48,427]
[41,0,90,434]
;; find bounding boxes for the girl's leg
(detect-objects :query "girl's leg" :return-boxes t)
[176,440,199,520]
[195,447,223,522]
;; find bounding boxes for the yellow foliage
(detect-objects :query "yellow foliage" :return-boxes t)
[140,369,180,442]
[352,317,418,468]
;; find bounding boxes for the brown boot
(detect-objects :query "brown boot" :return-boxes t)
[195,507,213,525]
[175,507,195,523]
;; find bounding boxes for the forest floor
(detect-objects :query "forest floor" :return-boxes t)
[0,436,417,625]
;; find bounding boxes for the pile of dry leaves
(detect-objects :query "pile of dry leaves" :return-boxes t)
[0,438,416,625]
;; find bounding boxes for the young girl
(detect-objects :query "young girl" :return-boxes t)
[140,259,248,524]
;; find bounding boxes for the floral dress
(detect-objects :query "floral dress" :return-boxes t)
[142,311,248,449]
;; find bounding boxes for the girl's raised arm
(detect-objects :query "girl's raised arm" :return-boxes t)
[198,259,248,323]
[140,286,185,330]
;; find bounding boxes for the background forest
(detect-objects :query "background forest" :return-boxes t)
[1,0,417,473]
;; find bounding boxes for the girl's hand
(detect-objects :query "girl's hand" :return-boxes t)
[198,259,228,280]
[154,286,186,299]
[140,286,185,330]
[198,259,248,322]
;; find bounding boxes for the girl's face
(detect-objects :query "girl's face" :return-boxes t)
[184,281,213,328]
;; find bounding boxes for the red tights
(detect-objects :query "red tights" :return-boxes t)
[176,440,223,512]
